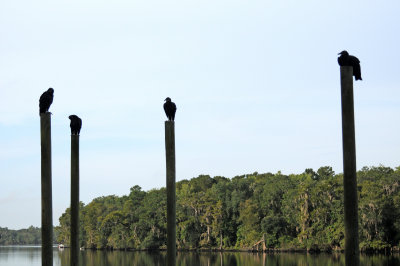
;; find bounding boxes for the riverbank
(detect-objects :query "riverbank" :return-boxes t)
[2,246,400,266]
[69,246,399,255]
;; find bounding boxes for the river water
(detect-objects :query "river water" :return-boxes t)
[0,246,399,265]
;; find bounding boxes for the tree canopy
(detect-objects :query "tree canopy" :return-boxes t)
[0,226,57,245]
[56,165,400,252]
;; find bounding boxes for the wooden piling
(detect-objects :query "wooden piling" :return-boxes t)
[70,135,80,266]
[340,66,360,266]
[40,112,53,266]
[165,121,176,266]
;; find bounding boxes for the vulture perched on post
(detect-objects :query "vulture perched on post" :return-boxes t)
[69,115,82,135]
[39,88,54,114]
[163,97,177,121]
[338,50,362,81]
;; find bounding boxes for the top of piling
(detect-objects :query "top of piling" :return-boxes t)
[40,112,52,118]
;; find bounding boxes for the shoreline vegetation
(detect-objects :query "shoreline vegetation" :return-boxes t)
[1,244,399,255]
[56,165,399,254]
[0,227,44,246]
[2,165,399,254]
[56,246,400,254]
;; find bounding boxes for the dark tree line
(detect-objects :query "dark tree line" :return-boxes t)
[55,165,400,252]
[0,226,57,245]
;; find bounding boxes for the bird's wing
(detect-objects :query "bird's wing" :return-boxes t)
[337,57,343,66]
[349,55,360,64]
[39,92,47,103]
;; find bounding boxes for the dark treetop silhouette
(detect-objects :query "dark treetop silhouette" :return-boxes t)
[39,88,54,114]
[69,115,82,135]
[164,97,177,121]
[338,50,362,81]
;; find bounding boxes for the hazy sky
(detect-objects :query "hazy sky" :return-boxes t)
[1,0,399,229]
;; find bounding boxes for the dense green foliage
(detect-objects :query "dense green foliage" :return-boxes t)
[0,226,58,245]
[56,165,400,251]
[0,226,41,245]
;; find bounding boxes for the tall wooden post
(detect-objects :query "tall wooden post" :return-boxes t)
[40,112,53,266]
[165,121,176,266]
[340,66,360,266]
[70,135,80,266]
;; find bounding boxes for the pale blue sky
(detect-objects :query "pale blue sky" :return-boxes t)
[1,0,399,229]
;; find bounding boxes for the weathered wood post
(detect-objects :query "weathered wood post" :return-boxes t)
[40,112,53,266]
[165,121,176,266]
[340,66,360,266]
[70,134,80,266]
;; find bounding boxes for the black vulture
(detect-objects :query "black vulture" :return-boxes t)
[69,115,82,135]
[338,50,362,81]
[163,97,177,121]
[39,88,54,114]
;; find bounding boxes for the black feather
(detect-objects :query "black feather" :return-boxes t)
[338,51,362,81]
[163,97,177,121]
[39,88,54,114]
[69,115,82,135]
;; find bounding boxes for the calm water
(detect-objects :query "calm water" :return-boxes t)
[0,246,399,266]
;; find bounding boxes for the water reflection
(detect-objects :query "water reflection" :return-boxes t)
[1,246,399,266]
[56,250,400,266]
[0,246,58,266]
[57,249,166,266]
